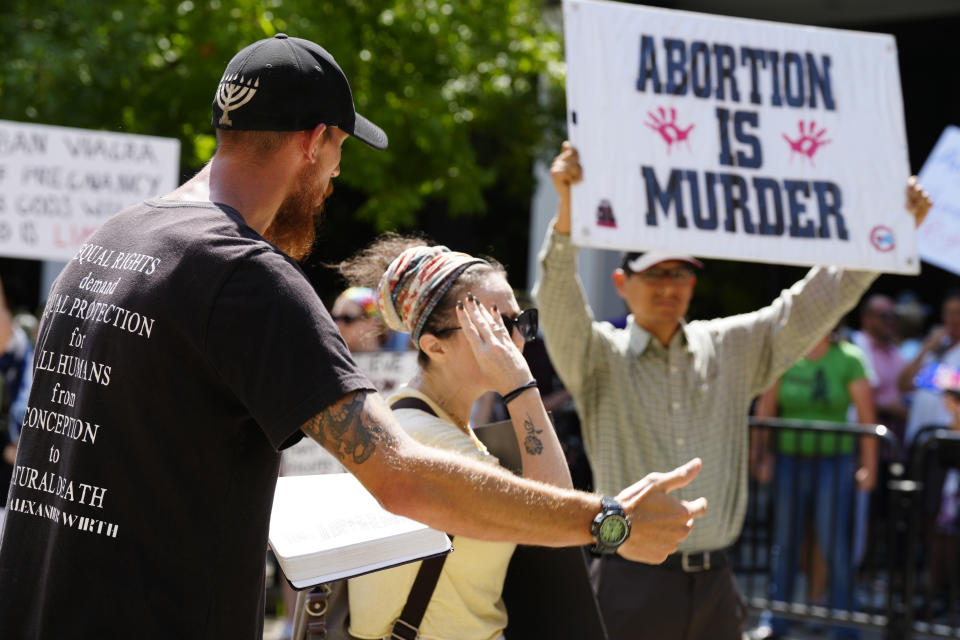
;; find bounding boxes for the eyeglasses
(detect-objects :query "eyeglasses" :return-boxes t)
[433,308,539,343]
[332,314,365,325]
[635,267,694,283]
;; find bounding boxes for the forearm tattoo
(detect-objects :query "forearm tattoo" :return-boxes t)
[302,390,396,465]
[523,415,544,455]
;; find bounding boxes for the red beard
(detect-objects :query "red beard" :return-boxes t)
[263,172,334,261]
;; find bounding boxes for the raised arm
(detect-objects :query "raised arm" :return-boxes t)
[533,143,599,395]
[743,177,930,396]
[301,389,707,564]
[549,141,581,236]
[740,267,877,396]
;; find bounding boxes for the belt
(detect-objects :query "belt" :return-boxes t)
[659,549,728,573]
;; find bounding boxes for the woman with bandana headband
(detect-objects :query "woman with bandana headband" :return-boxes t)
[341,234,572,640]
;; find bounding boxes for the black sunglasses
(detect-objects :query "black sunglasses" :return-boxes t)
[501,308,539,342]
[433,308,539,342]
[332,314,365,325]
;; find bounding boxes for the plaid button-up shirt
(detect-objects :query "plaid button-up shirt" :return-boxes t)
[534,230,876,552]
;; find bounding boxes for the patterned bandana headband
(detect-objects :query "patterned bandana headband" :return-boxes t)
[377,246,488,345]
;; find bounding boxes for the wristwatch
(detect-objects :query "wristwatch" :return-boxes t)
[591,496,631,554]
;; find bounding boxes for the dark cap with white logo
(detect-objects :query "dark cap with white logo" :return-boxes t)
[212,33,388,150]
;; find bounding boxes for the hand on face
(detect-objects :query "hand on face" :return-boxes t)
[614,458,708,564]
[455,293,533,397]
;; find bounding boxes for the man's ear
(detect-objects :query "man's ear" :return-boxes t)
[301,123,327,162]
[612,268,628,298]
[417,333,448,364]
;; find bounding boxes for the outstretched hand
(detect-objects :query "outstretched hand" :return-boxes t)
[906,176,932,228]
[455,293,533,396]
[615,458,708,564]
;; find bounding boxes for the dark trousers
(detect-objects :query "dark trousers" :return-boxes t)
[590,555,747,640]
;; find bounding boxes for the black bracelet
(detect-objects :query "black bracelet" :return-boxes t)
[502,380,539,405]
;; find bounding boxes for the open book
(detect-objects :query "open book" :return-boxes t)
[269,473,453,589]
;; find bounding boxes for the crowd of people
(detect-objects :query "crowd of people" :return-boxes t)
[0,30,955,640]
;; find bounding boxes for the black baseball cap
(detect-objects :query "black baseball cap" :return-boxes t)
[621,251,703,274]
[212,34,388,150]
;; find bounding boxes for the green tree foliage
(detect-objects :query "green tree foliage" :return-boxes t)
[0,0,565,230]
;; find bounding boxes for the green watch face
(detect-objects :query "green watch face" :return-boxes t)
[599,515,628,545]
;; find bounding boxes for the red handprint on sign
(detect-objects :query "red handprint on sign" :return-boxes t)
[782,121,831,166]
[645,107,695,153]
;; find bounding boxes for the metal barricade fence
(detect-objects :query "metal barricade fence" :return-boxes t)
[895,426,960,639]
[734,418,905,638]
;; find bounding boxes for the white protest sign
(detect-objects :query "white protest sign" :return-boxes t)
[0,120,180,262]
[916,125,960,276]
[564,0,917,274]
[281,349,420,477]
[351,350,421,397]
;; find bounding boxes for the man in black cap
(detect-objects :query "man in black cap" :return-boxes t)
[536,142,931,640]
[0,36,708,638]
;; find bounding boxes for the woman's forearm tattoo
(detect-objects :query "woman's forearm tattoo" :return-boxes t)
[523,415,544,455]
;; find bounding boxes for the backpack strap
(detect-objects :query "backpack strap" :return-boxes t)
[388,396,450,639]
[389,397,438,416]
[389,551,452,639]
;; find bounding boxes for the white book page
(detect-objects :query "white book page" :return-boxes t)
[269,474,432,560]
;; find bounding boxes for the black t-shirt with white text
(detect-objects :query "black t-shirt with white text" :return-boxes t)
[0,200,372,638]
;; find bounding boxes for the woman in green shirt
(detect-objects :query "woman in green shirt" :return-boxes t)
[754,332,876,639]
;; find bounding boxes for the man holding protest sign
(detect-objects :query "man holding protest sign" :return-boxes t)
[536,142,930,639]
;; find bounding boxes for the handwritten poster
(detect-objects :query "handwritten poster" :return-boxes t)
[0,119,179,261]
[916,125,960,276]
[564,0,917,273]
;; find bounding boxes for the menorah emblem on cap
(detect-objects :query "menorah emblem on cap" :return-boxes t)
[216,74,260,126]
